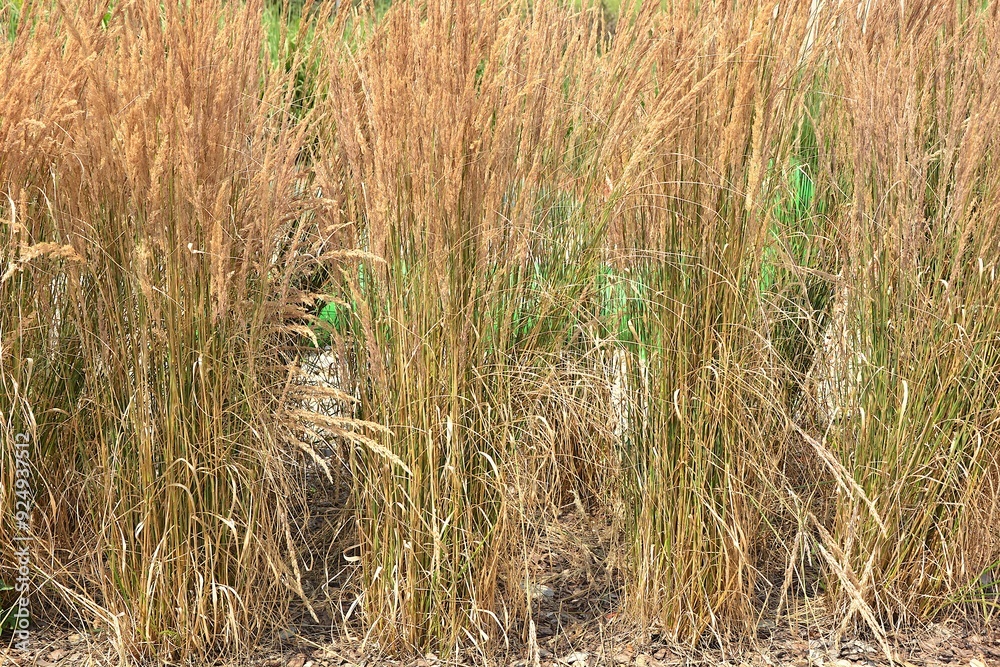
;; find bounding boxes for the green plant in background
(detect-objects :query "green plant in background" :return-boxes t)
[264,1,303,62]
[263,0,325,121]
[761,158,815,293]
[0,578,15,631]
[313,300,348,346]
[759,83,841,404]
[592,263,654,371]
[2,0,21,41]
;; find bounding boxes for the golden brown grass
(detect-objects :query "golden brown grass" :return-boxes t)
[2,0,1000,663]
[813,1,1000,638]
[0,0,358,660]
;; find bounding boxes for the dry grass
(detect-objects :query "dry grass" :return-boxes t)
[0,0,357,660]
[814,1,1000,636]
[2,0,1000,663]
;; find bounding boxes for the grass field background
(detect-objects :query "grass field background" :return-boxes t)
[2,0,1000,663]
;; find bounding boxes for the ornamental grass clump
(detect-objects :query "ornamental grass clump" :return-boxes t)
[0,1,363,660]
[808,2,1000,633]
[313,1,618,650]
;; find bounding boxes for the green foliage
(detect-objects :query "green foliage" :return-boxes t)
[2,0,21,41]
[0,579,18,632]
